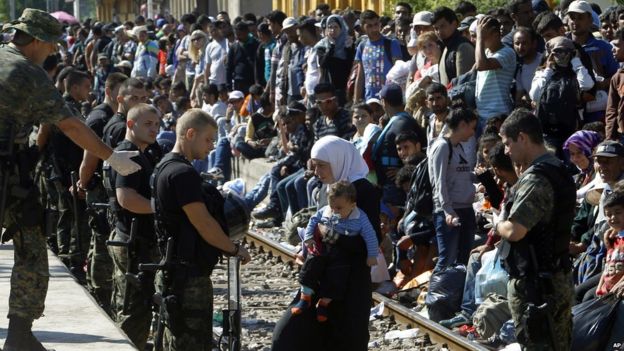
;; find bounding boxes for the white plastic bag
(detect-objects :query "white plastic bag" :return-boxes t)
[370,249,391,283]
[474,248,509,304]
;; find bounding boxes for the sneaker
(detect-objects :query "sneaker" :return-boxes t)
[255,218,280,229]
[201,168,224,181]
[252,205,281,220]
[439,312,471,329]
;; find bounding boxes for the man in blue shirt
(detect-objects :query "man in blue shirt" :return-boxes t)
[568,0,619,122]
[353,10,402,103]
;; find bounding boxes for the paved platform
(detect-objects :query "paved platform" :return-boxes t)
[0,243,136,350]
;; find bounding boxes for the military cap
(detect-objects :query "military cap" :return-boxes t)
[2,8,63,43]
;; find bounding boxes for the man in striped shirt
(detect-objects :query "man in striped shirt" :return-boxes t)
[474,16,517,124]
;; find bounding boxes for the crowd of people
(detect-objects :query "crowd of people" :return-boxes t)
[3,0,624,350]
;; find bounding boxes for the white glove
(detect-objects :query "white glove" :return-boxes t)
[106,150,142,176]
[571,57,583,70]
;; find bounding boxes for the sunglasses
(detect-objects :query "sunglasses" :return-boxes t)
[316,96,336,105]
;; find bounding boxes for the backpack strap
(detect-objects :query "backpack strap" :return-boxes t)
[383,37,394,67]
[443,137,454,163]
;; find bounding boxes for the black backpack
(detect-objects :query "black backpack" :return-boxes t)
[406,138,453,217]
[536,69,580,138]
[448,69,477,110]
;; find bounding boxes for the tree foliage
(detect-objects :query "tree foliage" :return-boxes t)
[386,0,510,17]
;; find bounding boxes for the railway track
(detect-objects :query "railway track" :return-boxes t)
[243,230,489,351]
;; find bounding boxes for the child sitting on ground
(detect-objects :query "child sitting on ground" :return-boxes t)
[596,191,624,297]
[292,181,379,321]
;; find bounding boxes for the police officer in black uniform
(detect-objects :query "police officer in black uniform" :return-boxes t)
[79,72,129,312]
[152,108,251,350]
[105,103,160,350]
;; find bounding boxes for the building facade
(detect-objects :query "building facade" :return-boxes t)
[96,0,383,22]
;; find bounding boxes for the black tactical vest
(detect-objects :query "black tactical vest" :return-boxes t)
[504,160,576,278]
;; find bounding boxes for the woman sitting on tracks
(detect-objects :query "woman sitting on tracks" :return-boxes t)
[272,136,381,351]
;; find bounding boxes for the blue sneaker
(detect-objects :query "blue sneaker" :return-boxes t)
[439,311,472,329]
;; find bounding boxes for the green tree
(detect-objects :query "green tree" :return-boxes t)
[387,0,509,17]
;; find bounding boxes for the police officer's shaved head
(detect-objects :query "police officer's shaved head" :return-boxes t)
[127,103,159,122]
[176,108,217,139]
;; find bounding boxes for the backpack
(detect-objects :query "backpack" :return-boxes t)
[406,138,453,217]
[448,69,477,109]
[284,206,318,246]
[536,69,580,138]
[472,293,512,339]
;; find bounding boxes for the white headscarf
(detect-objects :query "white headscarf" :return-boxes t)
[311,136,369,183]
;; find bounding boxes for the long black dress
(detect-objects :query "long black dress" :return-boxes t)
[271,178,381,351]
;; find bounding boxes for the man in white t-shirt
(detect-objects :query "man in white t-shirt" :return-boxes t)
[513,27,543,107]
[475,16,517,122]
[204,21,228,86]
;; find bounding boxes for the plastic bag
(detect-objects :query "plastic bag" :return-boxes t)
[571,294,620,351]
[425,264,466,322]
[475,249,509,304]
[371,249,391,283]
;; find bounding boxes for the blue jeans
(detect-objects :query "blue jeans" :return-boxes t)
[287,168,308,214]
[306,176,321,207]
[460,251,482,316]
[432,207,476,271]
[244,173,271,210]
[276,169,305,218]
[235,141,266,160]
[210,138,232,181]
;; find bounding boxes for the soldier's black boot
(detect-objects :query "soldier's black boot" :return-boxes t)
[3,316,49,351]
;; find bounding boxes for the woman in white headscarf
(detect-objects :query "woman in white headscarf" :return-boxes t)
[273,136,380,351]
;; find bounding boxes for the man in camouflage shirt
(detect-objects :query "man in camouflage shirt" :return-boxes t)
[496,109,575,350]
[0,9,140,350]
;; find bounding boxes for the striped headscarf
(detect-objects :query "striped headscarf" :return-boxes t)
[563,130,603,158]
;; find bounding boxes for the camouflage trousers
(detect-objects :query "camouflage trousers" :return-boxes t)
[2,178,49,321]
[54,180,91,267]
[508,271,574,351]
[155,271,214,351]
[85,184,113,313]
[109,230,159,350]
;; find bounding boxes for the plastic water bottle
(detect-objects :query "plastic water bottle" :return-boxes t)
[451,217,461,226]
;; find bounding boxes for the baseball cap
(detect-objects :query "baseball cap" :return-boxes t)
[156,18,167,28]
[286,101,307,116]
[228,90,245,101]
[379,83,404,104]
[114,25,125,34]
[593,140,624,158]
[2,8,63,43]
[176,24,185,32]
[115,60,132,69]
[282,17,298,31]
[567,0,593,14]
[366,98,382,106]
[458,16,476,32]
[412,11,433,26]
[133,25,148,36]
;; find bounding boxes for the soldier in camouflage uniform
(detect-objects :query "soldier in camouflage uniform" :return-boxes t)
[0,9,141,350]
[496,109,575,351]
